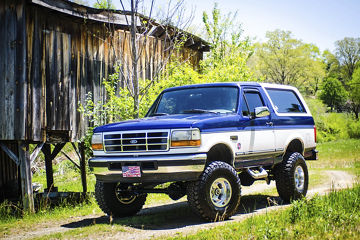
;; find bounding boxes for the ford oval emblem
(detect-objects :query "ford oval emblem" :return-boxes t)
[130,139,138,144]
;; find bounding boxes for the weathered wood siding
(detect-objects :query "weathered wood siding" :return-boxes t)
[0,0,27,141]
[0,0,205,142]
[0,143,19,202]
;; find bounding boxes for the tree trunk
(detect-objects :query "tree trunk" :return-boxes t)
[130,0,139,119]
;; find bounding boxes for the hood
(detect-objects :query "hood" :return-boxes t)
[93,113,241,132]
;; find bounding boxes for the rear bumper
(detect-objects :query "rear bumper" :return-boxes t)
[89,153,207,183]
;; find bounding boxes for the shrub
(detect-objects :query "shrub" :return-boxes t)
[305,97,359,142]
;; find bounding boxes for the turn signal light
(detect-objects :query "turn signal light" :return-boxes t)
[171,140,201,147]
[91,143,103,151]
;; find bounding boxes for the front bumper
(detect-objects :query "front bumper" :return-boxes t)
[89,153,207,183]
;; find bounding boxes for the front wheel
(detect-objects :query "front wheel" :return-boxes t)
[274,152,309,202]
[95,181,147,217]
[187,161,241,221]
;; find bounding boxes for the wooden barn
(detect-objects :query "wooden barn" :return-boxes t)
[0,0,209,211]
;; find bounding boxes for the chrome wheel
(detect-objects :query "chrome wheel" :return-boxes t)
[115,184,137,204]
[294,165,305,192]
[210,178,232,207]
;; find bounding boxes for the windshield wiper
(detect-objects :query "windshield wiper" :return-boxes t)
[152,113,169,116]
[182,109,215,114]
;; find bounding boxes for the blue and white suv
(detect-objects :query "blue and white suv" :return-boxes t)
[89,82,318,221]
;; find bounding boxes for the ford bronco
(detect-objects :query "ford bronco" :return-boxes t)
[89,82,317,221]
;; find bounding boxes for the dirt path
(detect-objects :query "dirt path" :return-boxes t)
[4,170,357,240]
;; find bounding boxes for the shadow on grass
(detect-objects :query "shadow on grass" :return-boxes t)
[61,194,286,231]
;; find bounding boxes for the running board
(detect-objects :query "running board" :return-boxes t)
[246,167,268,179]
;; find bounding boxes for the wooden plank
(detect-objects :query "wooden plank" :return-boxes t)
[55,29,63,130]
[0,0,6,140]
[18,141,34,213]
[29,10,42,141]
[30,142,44,164]
[45,30,55,131]
[3,1,16,140]
[40,21,47,142]
[62,32,71,130]
[69,27,78,141]
[14,0,27,140]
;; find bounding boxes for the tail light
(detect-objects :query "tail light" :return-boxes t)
[314,125,317,143]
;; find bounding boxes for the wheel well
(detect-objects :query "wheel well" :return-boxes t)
[206,144,233,166]
[285,139,303,155]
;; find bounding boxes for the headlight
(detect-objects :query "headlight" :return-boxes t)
[171,129,201,147]
[91,133,103,151]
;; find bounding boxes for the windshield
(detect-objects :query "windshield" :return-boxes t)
[148,86,239,116]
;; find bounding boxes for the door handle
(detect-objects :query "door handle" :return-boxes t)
[266,121,273,126]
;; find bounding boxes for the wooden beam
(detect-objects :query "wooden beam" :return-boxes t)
[71,142,81,160]
[0,142,19,166]
[79,142,87,193]
[50,143,66,160]
[42,144,55,192]
[61,150,80,169]
[18,141,34,213]
[30,142,44,164]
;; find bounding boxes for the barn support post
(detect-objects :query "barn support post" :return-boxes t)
[41,143,65,192]
[79,142,87,193]
[18,141,34,213]
[42,144,56,192]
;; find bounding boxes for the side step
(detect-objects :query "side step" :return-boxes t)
[246,167,268,179]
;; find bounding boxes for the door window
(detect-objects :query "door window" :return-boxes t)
[242,91,265,117]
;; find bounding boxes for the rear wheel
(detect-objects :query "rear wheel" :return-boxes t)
[187,161,241,221]
[275,152,309,202]
[95,181,147,217]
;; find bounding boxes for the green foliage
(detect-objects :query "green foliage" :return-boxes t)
[306,98,360,142]
[93,0,115,9]
[348,67,360,119]
[319,77,347,111]
[251,30,325,94]
[201,3,254,82]
[348,121,360,138]
[335,37,360,81]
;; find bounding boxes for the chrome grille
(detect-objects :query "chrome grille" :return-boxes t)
[103,131,169,152]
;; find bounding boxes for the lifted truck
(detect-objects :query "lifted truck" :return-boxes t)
[89,82,317,221]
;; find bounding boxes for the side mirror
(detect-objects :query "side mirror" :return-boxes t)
[253,106,270,118]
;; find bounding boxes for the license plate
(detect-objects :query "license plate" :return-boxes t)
[122,166,141,177]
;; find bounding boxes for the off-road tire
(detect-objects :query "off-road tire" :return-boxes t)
[187,161,241,221]
[275,152,309,203]
[95,181,147,217]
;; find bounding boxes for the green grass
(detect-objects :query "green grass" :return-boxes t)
[309,139,360,175]
[1,139,359,239]
[165,185,360,240]
[0,198,102,238]
[32,224,129,240]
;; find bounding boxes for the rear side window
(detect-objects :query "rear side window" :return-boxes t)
[266,89,306,113]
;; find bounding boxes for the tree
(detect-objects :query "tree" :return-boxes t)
[201,3,253,82]
[94,0,115,9]
[335,37,360,81]
[319,77,347,112]
[348,67,360,119]
[252,30,325,93]
[323,50,341,78]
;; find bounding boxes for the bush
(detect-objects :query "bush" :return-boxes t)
[306,97,360,142]
[348,121,360,138]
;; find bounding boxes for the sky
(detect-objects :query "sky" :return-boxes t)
[87,0,360,52]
